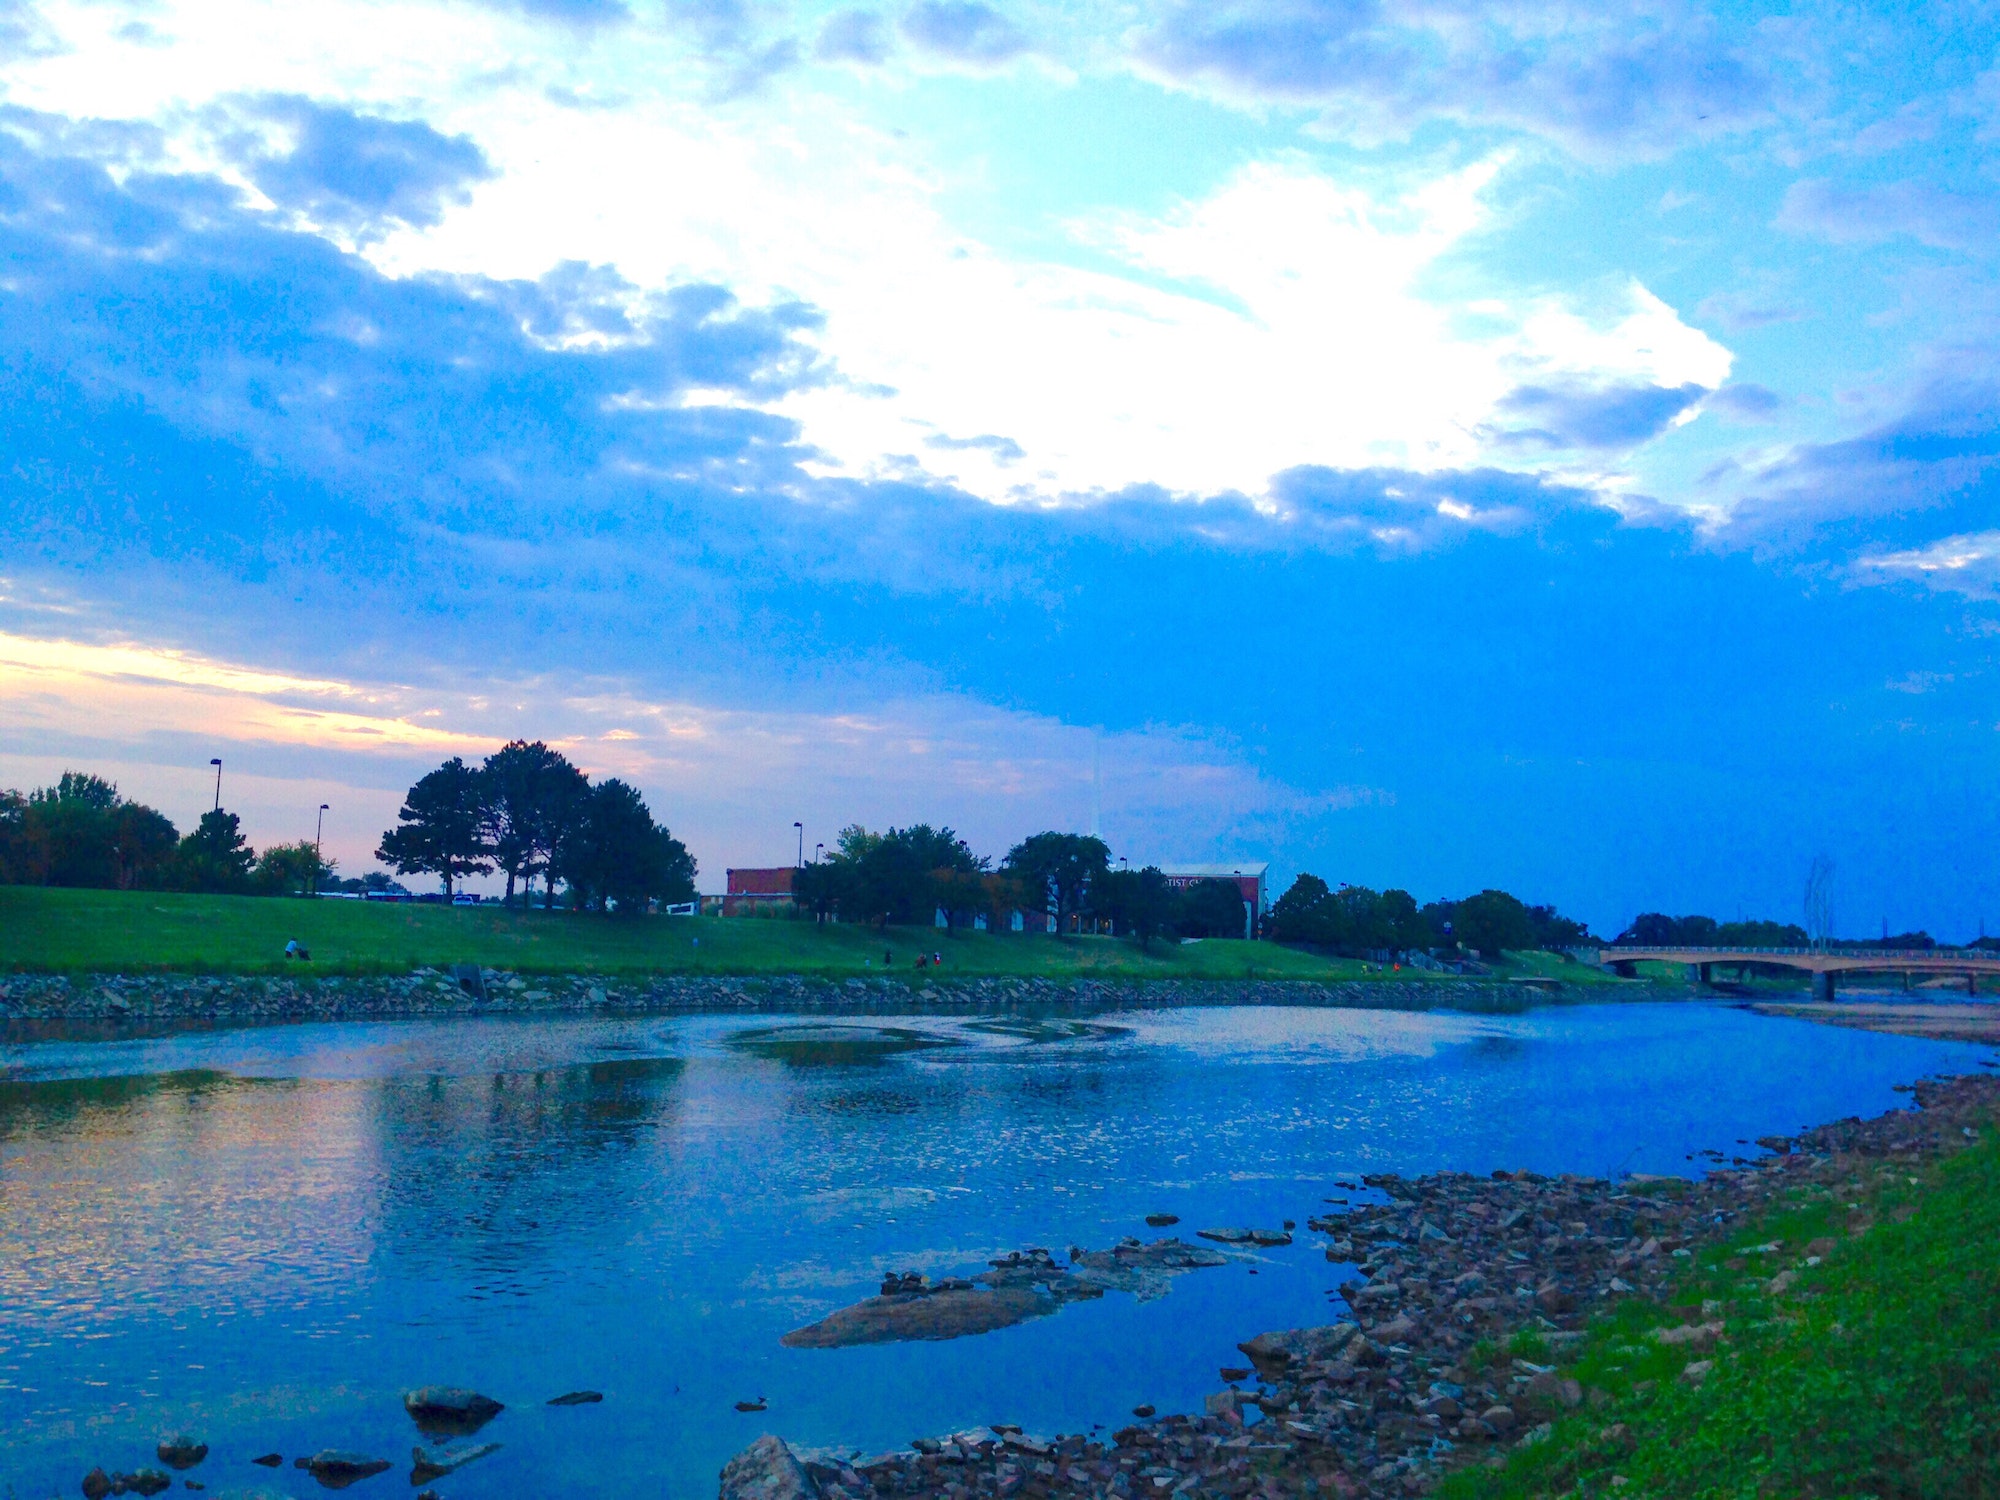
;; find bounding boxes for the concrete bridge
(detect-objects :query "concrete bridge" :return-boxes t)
[1599,946,2000,1001]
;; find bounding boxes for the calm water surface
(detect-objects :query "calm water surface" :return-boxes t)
[1,1002,1990,1498]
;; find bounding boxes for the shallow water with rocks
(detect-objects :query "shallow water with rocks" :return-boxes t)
[1,1002,1990,1498]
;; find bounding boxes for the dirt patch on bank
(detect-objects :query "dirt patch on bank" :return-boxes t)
[1752,1000,2000,1044]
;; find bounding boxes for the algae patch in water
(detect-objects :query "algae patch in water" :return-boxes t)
[727,1024,960,1067]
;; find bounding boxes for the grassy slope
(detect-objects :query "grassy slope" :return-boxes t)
[0,886,1623,982]
[1443,1125,2000,1499]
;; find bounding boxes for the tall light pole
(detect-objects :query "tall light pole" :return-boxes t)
[815,843,824,865]
[315,803,330,896]
[794,821,804,867]
[209,758,223,812]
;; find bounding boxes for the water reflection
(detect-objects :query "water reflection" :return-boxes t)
[369,1057,687,1281]
[0,1004,1991,1500]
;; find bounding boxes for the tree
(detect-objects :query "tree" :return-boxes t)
[481,741,587,907]
[254,841,331,897]
[27,772,123,887]
[1526,903,1592,949]
[1451,889,1536,959]
[109,803,180,890]
[42,771,119,810]
[1001,832,1109,935]
[1091,865,1178,946]
[1377,888,1431,952]
[1268,876,1429,955]
[821,824,986,927]
[1178,878,1249,939]
[175,809,255,893]
[929,867,993,930]
[1619,913,1718,946]
[1716,918,1809,947]
[792,858,847,925]
[376,758,493,899]
[1268,873,1339,945]
[0,790,46,884]
[0,773,179,890]
[554,778,695,912]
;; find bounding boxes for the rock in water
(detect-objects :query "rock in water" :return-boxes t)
[409,1442,499,1485]
[1144,1213,1179,1227]
[156,1436,208,1471]
[82,1469,113,1500]
[250,1454,283,1467]
[547,1390,603,1406]
[1196,1227,1293,1247]
[402,1387,505,1436]
[781,1286,1057,1348]
[126,1472,172,1497]
[305,1451,394,1488]
[719,1435,820,1500]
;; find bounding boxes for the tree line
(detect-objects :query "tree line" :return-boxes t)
[790,828,1252,941]
[376,742,695,911]
[1266,875,1592,959]
[1611,912,1980,950]
[0,772,318,895]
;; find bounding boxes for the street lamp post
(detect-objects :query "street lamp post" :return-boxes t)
[315,804,330,897]
[209,758,223,812]
[815,843,824,865]
[794,821,804,867]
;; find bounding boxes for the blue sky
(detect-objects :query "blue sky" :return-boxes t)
[2,0,1999,937]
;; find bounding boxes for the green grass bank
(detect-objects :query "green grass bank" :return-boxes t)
[0,886,1620,983]
[1442,1111,2000,1499]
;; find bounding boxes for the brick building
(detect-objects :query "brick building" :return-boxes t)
[1157,863,1269,939]
[723,866,795,916]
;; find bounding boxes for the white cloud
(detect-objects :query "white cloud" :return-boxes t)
[1,0,1732,506]
[1854,531,2000,599]
[0,627,1366,883]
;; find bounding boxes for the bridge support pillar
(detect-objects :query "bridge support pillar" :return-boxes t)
[1698,962,1713,986]
[1971,974,1981,998]
[1811,971,1837,1003]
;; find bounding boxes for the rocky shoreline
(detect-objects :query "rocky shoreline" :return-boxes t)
[0,970,1621,1024]
[726,1073,2000,1500]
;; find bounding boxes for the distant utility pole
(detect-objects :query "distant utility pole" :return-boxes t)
[794,821,804,867]
[316,803,330,896]
[210,758,223,811]
[1803,854,1835,953]
[1090,731,1102,840]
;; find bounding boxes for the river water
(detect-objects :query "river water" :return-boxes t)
[1,1001,1990,1498]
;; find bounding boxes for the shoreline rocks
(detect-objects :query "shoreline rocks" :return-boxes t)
[734,1073,2000,1500]
[0,971,1629,1026]
[721,1434,821,1500]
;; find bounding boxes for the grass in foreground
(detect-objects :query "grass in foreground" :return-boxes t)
[1443,1122,2000,1499]
[0,885,1608,983]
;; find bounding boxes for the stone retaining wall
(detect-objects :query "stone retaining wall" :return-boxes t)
[0,971,1622,1024]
